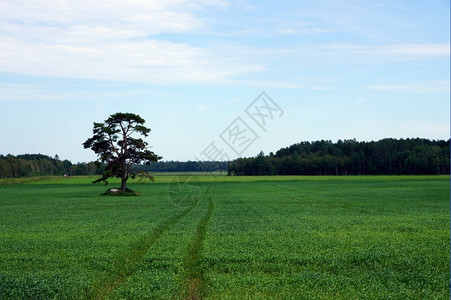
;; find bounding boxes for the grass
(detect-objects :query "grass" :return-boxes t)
[0,175,449,299]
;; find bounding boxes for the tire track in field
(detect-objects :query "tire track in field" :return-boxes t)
[90,200,199,300]
[180,184,215,300]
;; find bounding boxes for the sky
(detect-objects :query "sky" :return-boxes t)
[0,0,449,163]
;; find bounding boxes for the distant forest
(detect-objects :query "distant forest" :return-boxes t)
[228,138,450,176]
[1,138,449,178]
[136,160,227,173]
[0,154,104,178]
[0,154,227,179]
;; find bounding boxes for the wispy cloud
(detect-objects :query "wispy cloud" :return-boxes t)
[0,0,448,89]
[0,0,266,85]
[0,1,228,32]
[196,104,214,111]
[318,43,450,62]
[369,81,450,93]
[196,97,240,111]
[0,82,155,102]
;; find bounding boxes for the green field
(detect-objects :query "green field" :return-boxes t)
[0,175,449,299]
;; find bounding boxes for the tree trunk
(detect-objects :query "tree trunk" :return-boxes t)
[121,174,127,192]
[121,163,127,192]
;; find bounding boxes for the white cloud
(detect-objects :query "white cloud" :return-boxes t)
[0,82,151,102]
[276,20,334,35]
[0,0,264,85]
[381,44,450,56]
[369,81,450,93]
[0,0,449,88]
[320,43,450,61]
[0,0,227,32]
[196,104,214,111]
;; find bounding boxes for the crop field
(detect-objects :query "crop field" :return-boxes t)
[0,175,449,299]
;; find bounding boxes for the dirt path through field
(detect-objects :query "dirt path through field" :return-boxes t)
[90,200,199,300]
[181,185,215,300]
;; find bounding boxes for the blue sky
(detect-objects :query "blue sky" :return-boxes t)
[0,0,449,162]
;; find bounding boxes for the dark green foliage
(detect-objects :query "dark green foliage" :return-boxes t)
[0,154,104,178]
[0,273,92,299]
[228,138,450,176]
[136,160,228,173]
[83,112,162,192]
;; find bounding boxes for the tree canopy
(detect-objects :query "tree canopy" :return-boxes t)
[83,112,162,192]
[0,154,104,178]
[228,138,450,176]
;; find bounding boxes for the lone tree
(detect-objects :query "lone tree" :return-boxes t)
[83,112,162,192]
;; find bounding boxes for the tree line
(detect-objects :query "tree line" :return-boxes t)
[227,138,450,176]
[0,154,104,178]
[0,154,227,179]
[2,138,448,178]
[136,160,228,173]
